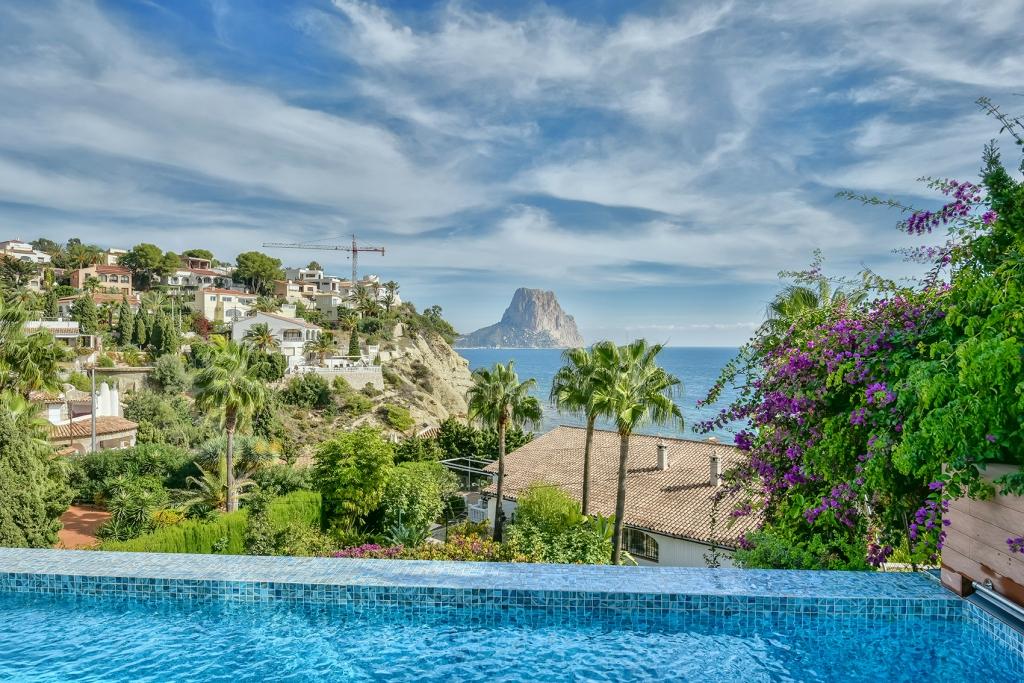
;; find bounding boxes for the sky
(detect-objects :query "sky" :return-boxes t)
[1,1,1023,345]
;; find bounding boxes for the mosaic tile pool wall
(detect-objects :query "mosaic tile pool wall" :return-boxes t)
[0,548,1021,673]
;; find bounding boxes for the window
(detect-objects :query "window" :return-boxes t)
[624,527,659,562]
[283,329,301,341]
[223,296,233,302]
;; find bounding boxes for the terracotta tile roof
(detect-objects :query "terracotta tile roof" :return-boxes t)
[186,268,222,277]
[30,387,91,404]
[483,426,760,547]
[49,416,138,441]
[91,265,131,275]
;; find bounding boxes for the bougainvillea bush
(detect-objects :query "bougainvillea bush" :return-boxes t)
[701,100,1024,569]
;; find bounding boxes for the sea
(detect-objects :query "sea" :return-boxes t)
[455,347,742,443]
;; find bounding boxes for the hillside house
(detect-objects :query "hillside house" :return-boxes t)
[231,311,322,370]
[0,239,51,264]
[32,383,138,455]
[57,293,141,319]
[69,265,133,295]
[195,288,257,322]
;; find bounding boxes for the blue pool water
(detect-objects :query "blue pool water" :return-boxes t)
[0,591,1018,682]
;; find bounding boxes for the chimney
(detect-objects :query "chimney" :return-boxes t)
[708,437,722,486]
[656,442,669,470]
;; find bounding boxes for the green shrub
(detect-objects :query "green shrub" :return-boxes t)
[280,374,332,409]
[503,519,611,564]
[95,475,170,541]
[513,483,582,534]
[150,354,190,394]
[382,367,401,387]
[379,403,413,431]
[123,390,210,447]
[96,354,116,368]
[342,392,373,417]
[394,435,444,463]
[379,461,457,536]
[252,464,312,496]
[312,427,394,534]
[68,443,194,505]
[102,490,321,554]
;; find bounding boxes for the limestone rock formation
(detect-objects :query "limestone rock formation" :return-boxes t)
[455,288,584,348]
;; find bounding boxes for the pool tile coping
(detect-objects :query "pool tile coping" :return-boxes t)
[0,549,959,599]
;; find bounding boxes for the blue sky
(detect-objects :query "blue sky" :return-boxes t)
[1,1,1023,344]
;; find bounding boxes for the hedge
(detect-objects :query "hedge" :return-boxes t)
[101,491,321,554]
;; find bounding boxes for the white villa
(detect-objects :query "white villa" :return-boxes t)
[23,319,97,352]
[32,382,138,455]
[0,239,51,265]
[481,427,760,568]
[231,311,322,370]
[194,288,258,322]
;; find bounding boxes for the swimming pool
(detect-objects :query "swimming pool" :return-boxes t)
[0,550,1020,682]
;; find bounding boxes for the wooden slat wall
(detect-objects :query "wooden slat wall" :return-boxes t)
[940,465,1024,605]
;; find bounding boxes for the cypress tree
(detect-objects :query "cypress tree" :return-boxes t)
[115,300,134,345]
[70,295,98,335]
[348,329,360,358]
[42,289,58,318]
[132,310,148,347]
[149,311,166,355]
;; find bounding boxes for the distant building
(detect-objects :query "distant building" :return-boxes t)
[0,239,52,265]
[231,311,322,370]
[195,288,257,322]
[103,248,128,266]
[32,383,138,455]
[163,255,237,292]
[482,427,758,568]
[69,265,133,295]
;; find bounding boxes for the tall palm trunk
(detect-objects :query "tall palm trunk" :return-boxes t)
[582,414,596,515]
[225,410,238,513]
[611,431,630,564]
[492,419,507,542]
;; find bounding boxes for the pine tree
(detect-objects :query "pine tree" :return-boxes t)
[115,301,134,345]
[70,295,99,335]
[348,329,360,358]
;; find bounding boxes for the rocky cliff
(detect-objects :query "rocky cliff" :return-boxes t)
[455,288,584,348]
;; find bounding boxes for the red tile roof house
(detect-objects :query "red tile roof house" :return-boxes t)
[482,426,759,567]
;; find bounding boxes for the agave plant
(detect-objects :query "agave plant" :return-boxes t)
[384,521,430,548]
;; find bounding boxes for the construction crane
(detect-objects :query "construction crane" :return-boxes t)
[263,234,385,284]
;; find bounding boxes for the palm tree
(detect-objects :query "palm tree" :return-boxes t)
[243,322,279,352]
[350,283,380,318]
[305,332,337,366]
[467,361,542,541]
[383,280,399,312]
[65,243,102,269]
[142,291,168,315]
[591,340,684,564]
[550,342,615,515]
[251,296,283,314]
[766,280,866,332]
[82,276,101,294]
[181,456,259,512]
[192,337,269,512]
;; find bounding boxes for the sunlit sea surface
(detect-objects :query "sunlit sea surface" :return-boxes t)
[456,347,741,442]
